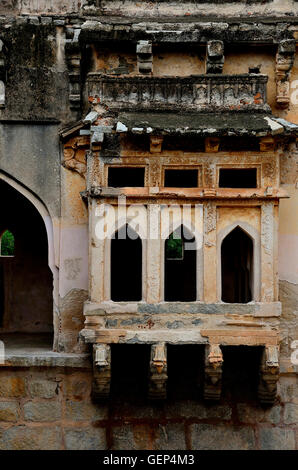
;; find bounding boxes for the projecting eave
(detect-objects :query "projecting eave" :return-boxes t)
[115,112,298,138]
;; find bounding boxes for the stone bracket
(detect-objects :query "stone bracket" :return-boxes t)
[206,40,224,74]
[275,39,295,108]
[258,345,279,405]
[137,40,153,74]
[204,343,223,401]
[148,343,168,400]
[65,29,82,114]
[205,137,220,153]
[150,136,163,153]
[92,344,111,400]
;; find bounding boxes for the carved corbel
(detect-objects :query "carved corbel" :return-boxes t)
[148,343,167,400]
[258,345,279,405]
[275,39,295,108]
[205,137,220,153]
[204,344,223,401]
[206,40,224,74]
[137,40,153,74]
[65,29,82,114]
[260,136,275,152]
[150,136,163,153]
[0,37,7,106]
[92,344,111,400]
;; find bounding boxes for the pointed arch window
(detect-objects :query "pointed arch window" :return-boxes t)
[221,226,253,303]
[164,226,196,301]
[0,230,15,256]
[111,224,142,301]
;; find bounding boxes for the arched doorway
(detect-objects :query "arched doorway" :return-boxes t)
[221,226,253,303]
[111,224,142,301]
[164,225,196,301]
[0,179,53,334]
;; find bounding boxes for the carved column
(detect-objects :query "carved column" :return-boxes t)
[92,344,111,400]
[148,343,167,400]
[65,29,82,115]
[206,40,224,74]
[204,343,223,401]
[275,39,295,108]
[258,345,279,405]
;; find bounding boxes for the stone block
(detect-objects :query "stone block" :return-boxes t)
[65,400,108,421]
[165,400,231,420]
[0,376,25,398]
[0,426,62,450]
[112,425,140,450]
[65,427,107,450]
[0,402,19,422]
[24,401,61,422]
[28,379,58,399]
[190,424,255,450]
[237,404,281,425]
[64,375,91,399]
[154,424,186,450]
[284,404,298,425]
[278,377,298,404]
[259,427,295,450]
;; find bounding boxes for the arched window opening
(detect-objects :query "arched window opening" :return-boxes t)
[221,226,253,303]
[0,230,15,256]
[111,224,142,301]
[0,179,53,334]
[164,226,196,301]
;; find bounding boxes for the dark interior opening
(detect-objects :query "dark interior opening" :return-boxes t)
[0,265,4,327]
[221,226,253,303]
[164,226,196,301]
[110,344,151,400]
[222,346,263,401]
[0,180,53,333]
[108,167,145,187]
[164,169,198,188]
[111,224,142,301]
[219,168,257,188]
[167,345,205,400]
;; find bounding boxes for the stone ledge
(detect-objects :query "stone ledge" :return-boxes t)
[1,353,91,368]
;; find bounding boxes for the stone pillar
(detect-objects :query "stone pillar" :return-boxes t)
[148,343,168,400]
[204,343,223,401]
[258,345,279,405]
[92,344,111,400]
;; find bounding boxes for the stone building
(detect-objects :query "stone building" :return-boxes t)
[0,0,297,450]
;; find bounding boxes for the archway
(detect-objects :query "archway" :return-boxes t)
[221,226,253,303]
[164,225,196,301]
[0,178,54,334]
[111,224,142,301]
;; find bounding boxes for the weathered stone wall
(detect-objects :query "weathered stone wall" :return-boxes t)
[0,367,297,450]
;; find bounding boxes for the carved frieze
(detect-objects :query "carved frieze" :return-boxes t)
[87,74,269,112]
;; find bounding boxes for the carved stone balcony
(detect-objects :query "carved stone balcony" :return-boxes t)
[87,73,270,112]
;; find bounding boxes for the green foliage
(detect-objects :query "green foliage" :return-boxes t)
[166,232,183,260]
[1,230,15,256]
